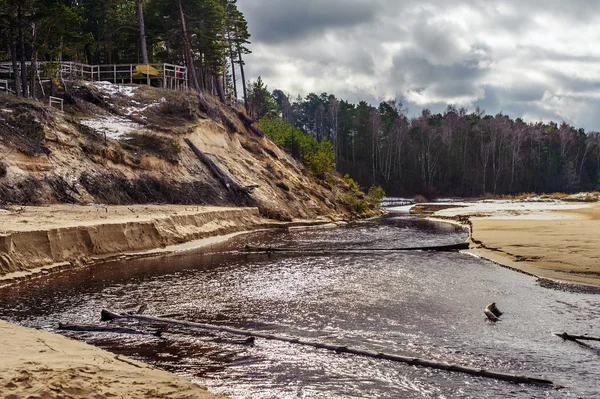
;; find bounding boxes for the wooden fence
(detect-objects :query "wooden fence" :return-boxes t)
[0,61,188,91]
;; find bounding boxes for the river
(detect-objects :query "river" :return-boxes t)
[0,211,598,398]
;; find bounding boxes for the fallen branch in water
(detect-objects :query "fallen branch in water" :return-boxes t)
[555,332,600,343]
[242,242,470,254]
[101,309,560,388]
[58,322,161,337]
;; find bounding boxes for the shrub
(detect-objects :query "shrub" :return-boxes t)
[260,117,335,177]
[343,174,359,192]
[353,199,367,214]
[122,134,181,163]
[0,162,6,178]
[306,139,335,177]
[367,185,386,204]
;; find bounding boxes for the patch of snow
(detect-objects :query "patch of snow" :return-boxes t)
[1,109,14,113]
[86,81,139,98]
[125,100,162,116]
[80,116,144,140]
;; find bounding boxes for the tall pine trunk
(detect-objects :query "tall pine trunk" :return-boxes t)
[230,56,238,103]
[176,0,200,92]
[227,30,238,104]
[136,0,149,64]
[18,3,28,97]
[215,75,226,104]
[9,23,21,97]
[237,48,247,112]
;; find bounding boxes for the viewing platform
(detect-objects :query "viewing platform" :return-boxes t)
[0,61,188,92]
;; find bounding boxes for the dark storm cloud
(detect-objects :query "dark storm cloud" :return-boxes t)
[237,0,600,130]
[239,0,378,44]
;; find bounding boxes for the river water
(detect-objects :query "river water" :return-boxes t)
[1,212,599,398]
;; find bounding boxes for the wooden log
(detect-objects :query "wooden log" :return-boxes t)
[102,309,559,387]
[58,322,159,336]
[237,111,264,137]
[242,242,470,254]
[555,332,600,342]
[184,138,253,204]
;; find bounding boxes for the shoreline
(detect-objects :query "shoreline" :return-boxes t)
[0,204,344,399]
[414,200,600,289]
[0,204,339,287]
[0,319,230,399]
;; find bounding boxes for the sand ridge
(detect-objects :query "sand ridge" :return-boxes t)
[0,320,228,399]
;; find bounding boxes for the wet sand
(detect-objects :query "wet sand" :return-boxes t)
[430,201,600,287]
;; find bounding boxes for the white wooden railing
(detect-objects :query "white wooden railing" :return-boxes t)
[0,61,188,91]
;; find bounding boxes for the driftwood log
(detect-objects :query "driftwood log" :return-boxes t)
[237,111,264,137]
[184,138,255,202]
[101,309,559,388]
[555,332,600,343]
[243,242,470,254]
[58,322,160,336]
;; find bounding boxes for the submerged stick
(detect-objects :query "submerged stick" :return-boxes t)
[58,322,160,336]
[556,332,600,342]
[484,303,503,322]
[102,309,560,388]
[242,242,470,254]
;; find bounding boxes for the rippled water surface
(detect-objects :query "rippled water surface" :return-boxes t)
[1,213,599,398]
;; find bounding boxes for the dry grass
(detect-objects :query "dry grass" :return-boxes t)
[121,133,181,164]
[79,172,227,205]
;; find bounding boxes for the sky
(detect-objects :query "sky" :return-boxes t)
[237,0,600,131]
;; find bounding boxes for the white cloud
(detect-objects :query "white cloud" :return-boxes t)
[237,0,600,131]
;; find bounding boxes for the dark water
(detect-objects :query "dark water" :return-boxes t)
[1,213,599,398]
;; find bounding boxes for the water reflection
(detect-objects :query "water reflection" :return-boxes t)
[0,214,598,398]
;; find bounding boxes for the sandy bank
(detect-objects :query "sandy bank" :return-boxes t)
[0,204,327,284]
[420,200,600,287]
[0,319,228,399]
[0,204,340,399]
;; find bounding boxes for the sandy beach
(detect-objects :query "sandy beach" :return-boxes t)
[428,200,600,287]
[0,320,228,399]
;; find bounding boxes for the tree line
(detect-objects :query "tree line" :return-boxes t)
[0,0,250,105]
[247,81,600,197]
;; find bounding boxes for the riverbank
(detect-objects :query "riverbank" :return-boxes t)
[416,200,600,287]
[0,204,338,285]
[0,319,229,399]
[0,204,341,399]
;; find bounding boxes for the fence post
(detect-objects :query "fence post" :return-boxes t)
[113,65,116,83]
[49,96,64,111]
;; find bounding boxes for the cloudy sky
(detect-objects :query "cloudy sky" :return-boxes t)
[237,0,600,131]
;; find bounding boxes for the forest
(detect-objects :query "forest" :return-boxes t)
[0,0,250,104]
[246,81,600,197]
[2,0,600,198]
